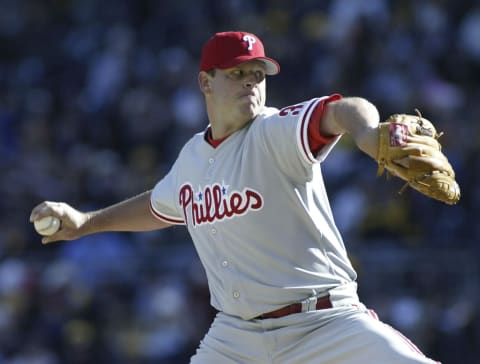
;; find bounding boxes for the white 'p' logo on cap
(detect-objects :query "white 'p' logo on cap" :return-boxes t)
[243,35,256,51]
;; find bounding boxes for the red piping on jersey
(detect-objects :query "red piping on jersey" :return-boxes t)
[299,100,320,164]
[149,201,185,225]
[308,94,342,155]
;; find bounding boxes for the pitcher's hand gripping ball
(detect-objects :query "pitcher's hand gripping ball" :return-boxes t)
[34,216,61,236]
[376,110,461,205]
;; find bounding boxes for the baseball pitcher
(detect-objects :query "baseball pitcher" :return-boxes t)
[30,31,459,363]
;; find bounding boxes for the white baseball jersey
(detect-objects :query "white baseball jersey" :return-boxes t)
[150,95,357,320]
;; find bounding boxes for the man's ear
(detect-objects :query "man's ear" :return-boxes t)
[198,71,212,94]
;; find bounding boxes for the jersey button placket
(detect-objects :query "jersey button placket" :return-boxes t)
[206,157,215,180]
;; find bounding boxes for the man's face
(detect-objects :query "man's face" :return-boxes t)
[206,60,267,124]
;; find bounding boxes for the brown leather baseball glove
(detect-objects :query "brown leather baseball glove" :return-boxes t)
[376,110,460,205]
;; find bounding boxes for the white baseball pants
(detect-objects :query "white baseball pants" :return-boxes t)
[190,305,440,364]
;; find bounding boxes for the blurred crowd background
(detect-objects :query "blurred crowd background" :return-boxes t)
[0,0,479,363]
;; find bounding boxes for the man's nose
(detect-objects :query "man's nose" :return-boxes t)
[244,75,256,88]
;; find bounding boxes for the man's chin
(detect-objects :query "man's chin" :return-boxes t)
[241,103,262,119]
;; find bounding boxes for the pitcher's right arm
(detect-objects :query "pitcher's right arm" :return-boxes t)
[29,191,172,244]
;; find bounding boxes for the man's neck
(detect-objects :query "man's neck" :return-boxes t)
[205,127,228,148]
[206,104,261,139]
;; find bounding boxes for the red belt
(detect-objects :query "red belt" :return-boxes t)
[257,295,332,319]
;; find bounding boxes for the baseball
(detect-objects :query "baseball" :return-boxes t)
[34,216,61,236]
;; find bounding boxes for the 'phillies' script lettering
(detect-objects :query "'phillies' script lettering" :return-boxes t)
[179,183,263,226]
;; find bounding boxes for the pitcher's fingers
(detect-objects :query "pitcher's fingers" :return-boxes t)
[40,226,65,245]
[30,201,65,222]
[30,201,54,222]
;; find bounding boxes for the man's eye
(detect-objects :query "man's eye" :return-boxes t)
[231,70,243,78]
[255,71,265,81]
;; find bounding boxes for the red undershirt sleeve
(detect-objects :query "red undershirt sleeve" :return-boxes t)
[307,93,343,155]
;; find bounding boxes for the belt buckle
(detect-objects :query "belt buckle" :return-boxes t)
[300,296,318,313]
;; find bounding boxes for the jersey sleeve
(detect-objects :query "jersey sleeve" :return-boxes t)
[256,95,343,182]
[307,94,342,155]
[150,163,185,225]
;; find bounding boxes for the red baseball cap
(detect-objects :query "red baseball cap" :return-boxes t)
[200,31,280,75]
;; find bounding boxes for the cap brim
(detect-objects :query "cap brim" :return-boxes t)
[216,56,280,75]
[258,57,281,76]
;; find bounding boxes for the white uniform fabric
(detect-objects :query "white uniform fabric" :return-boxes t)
[190,306,439,364]
[151,97,354,320]
[150,96,440,363]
